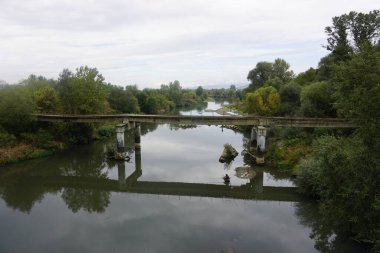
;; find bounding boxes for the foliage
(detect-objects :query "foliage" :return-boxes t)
[96,125,115,139]
[0,87,35,135]
[144,93,174,114]
[0,130,16,147]
[64,123,95,144]
[325,10,380,60]
[293,68,317,86]
[247,58,294,91]
[106,84,140,113]
[160,80,183,107]
[278,82,302,116]
[58,66,107,114]
[34,86,61,113]
[268,138,311,173]
[300,81,336,117]
[243,86,280,115]
[297,136,380,247]
[332,44,380,125]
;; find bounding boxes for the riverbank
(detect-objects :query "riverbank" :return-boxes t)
[0,144,56,166]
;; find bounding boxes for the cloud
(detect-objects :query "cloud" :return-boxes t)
[0,0,378,87]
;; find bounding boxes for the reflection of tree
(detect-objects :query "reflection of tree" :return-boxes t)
[1,185,45,213]
[61,187,110,213]
[140,123,158,136]
[294,201,365,253]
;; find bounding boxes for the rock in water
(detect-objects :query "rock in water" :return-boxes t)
[219,144,238,163]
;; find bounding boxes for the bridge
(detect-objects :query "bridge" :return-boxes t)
[34,113,356,156]
[34,113,356,128]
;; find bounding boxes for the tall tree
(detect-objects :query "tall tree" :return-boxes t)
[247,58,293,91]
[325,10,380,61]
[58,66,107,114]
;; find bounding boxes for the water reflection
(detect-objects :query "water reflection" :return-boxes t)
[0,122,368,252]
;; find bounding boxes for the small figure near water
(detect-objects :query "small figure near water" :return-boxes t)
[223,174,230,185]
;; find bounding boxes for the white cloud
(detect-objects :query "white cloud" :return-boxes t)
[0,0,378,87]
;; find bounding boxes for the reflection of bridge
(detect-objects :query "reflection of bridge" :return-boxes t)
[7,150,303,202]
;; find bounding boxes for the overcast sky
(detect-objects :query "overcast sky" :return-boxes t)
[0,0,378,88]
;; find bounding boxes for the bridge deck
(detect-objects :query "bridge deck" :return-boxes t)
[34,114,356,128]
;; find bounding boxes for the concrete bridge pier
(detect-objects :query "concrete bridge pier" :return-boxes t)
[250,170,264,193]
[117,161,126,186]
[257,126,267,152]
[115,124,126,152]
[250,127,257,147]
[134,123,141,150]
[250,126,266,152]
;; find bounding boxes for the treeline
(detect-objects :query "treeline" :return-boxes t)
[0,67,207,164]
[239,57,336,117]
[241,10,379,250]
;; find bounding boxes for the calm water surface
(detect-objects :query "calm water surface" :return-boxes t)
[0,102,367,253]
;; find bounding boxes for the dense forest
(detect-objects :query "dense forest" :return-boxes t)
[0,9,379,251]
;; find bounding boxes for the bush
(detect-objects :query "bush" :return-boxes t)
[296,135,380,247]
[0,131,16,146]
[96,125,115,139]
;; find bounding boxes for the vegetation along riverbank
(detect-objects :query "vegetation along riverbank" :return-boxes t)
[0,9,379,251]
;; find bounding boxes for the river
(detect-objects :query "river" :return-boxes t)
[0,102,368,253]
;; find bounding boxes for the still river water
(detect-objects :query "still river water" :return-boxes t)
[0,102,368,253]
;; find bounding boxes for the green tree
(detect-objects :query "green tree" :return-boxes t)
[278,82,302,116]
[34,86,61,113]
[300,81,336,117]
[106,85,140,113]
[0,87,35,134]
[243,86,280,115]
[144,93,174,114]
[293,68,317,85]
[325,10,380,61]
[58,66,107,114]
[160,80,183,107]
[247,58,293,91]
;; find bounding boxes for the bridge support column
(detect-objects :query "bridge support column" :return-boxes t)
[250,170,264,193]
[117,162,126,186]
[257,126,267,152]
[134,123,141,150]
[116,124,126,152]
[250,127,257,146]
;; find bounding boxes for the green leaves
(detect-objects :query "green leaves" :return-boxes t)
[243,86,280,115]
[58,66,107,114]
[247,58,294,91]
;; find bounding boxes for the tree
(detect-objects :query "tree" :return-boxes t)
[195,86,205,97]
[333,45,380,127]
[325,10,380,60]
[244,86,280,115]
[144,93,174,114]
[58,66,107,114]
[34,86,61,113]
[0,87,35,134]
[106,85,140,113]
[161,80,183,107]
[247,58,294,91]
[300,81,336,117]
[278,82,302,116]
